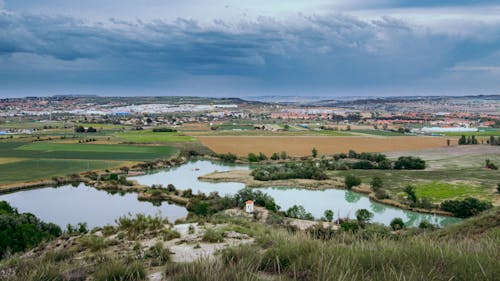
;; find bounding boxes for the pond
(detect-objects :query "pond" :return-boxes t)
[129,160,248,196]
[131,160,461,227]
[0,183,187,229]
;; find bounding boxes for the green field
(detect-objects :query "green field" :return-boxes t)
[0,141,179,184]
[414,182,489,202]
[441,130,500,137]
[114,130,196,143]
[351,129,407,136]
[0,159,127,185]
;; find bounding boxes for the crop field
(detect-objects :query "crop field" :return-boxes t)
[198,136,448,156]
[8,142,178,161]
[0,141,179,185]
[440,130,500,137]
[114,130,196,143]
[0,159,128,185]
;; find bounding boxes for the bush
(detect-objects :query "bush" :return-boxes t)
[375,188,390,199]
[404,185,417,203]
[251,162,328,181]
[344,174,361,189]
[418,220,436,230]
[152,127,177,132]
[340,220,360,233]
[390,218,405,231]
[440,197,493,218]
[145,241,170,266]
[247,153,259,162]
[216,153,238,163]
[284,205,314,220]
[202,228,225,243]
[394,156,426,170]
[371,176,383,191]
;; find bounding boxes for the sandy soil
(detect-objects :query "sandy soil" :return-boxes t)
[198,136,448,157]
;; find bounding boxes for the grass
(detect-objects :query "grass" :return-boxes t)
[441,130,500,137]
[0,159,126,184]
[329,168,500,202]
[415,181,489,202]
[114,130,196,143]
[165,215,500,281]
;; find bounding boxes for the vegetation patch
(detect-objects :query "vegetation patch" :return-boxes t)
[415,182,489,202]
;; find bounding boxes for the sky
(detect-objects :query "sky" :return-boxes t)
[1,0,500,97]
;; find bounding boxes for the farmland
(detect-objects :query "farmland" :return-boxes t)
[114,130,196,143]
[198,136,449,156]
[0,141,179,185]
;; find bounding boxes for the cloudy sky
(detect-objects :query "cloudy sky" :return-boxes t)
[1,0,500,97]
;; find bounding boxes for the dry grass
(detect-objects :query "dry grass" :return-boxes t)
[198,136,448,156]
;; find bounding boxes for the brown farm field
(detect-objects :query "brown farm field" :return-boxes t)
[198,136,449,156]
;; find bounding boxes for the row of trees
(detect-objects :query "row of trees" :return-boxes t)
[251,162,328,181]
[458,135,500,146]
[74,126,97,133]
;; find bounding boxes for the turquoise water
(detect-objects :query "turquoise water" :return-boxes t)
[131,160,461,227]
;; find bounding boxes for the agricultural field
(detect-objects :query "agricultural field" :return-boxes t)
[198,136,448,156]
[0,159,127,185]
[440,129,500,137]
[350,129,407,136]
[0,140,179,185]
[114,130,196,143]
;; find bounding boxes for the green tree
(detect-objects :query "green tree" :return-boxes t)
[285,205,314,220]
[344,174,361,190]
[248,153,259,162]
[280,151,288,160]
[355,209,373,227]
[270,152,280,160]
[324,209,334,222]
[370,176,383,191]
[390,217,405,231]
[404,185,417,203]
[312,147,318,158]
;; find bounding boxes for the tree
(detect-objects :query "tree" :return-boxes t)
[458,135,469,145]
[390,217,405,231]
[355,209,373,226]
[312,147,318,158]
[285,205,314,220]
[404,185,417,203]
[247,153,259,162]
[74,126,85,133]
[394,156,426,170]
[344,174,361,190]
[370,176,383,191]
[270,152,280,160]
[440,197,492,218]
[86,126,97,133]
[280,151,288,160]
[258,152,268,161]
[324,209,334,222]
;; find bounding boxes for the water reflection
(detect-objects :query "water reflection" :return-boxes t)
[0,184,188,228]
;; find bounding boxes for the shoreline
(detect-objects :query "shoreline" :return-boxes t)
[198,169,455,217]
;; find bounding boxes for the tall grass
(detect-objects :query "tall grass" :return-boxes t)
[167,228,500,281]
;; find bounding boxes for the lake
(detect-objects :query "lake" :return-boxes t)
[0,183,187,228]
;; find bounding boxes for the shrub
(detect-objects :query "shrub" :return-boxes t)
[202,228,225,243]
[270,152,280,160]
[247,153,259,162]
[216,153,238,163]
[394,156,426,170]
[284,205,314,220]
[497,183,500,194]
[404,185,417,203]
[375,188,390,199]
[79,235,107,252]
[340,220,360,233]
[418,220,436,230]
[371,176,383,191]
[145,241,170,266]
[440,197,493,218]
[162,228,181,241]
[390,218,405,231]
[344,174,361,189]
